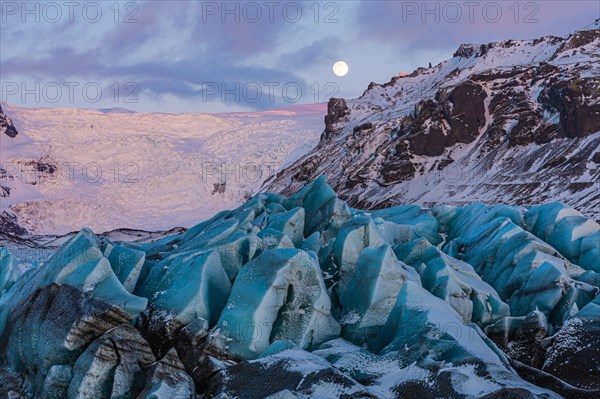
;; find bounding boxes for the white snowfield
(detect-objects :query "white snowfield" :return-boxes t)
[0,103,325,234]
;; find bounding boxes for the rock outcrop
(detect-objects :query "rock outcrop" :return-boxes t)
[0,105,18,138]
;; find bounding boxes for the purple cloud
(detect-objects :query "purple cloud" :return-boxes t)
[0,0,597,111]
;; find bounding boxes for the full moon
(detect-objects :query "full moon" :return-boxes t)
[333,61,349,77]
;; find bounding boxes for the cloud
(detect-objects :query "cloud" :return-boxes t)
[1,0,597,111]
[278,36,343,70]
[354,0,599,51]
[1,46,312,109]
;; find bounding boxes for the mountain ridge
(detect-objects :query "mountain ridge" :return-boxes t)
[265,21,600,220]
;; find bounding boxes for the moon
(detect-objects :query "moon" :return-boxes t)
[333,61,349,77]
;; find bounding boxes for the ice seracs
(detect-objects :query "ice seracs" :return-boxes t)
[212,248,339,360]
[525,203,600,272]
[339,243,407,344]
[0,178,598,398]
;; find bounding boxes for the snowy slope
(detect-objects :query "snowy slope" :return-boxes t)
[266,21,600,220]
[0,103,325,234]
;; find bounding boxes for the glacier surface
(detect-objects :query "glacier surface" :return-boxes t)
[0,179,598,398]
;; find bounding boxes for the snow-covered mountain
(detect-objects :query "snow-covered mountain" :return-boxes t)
[0,103,325,235]
[266,21,600,220]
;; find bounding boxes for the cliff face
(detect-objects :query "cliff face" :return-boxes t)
[0,105,18,138]
[265,22,600,220]
[0,105,21,233]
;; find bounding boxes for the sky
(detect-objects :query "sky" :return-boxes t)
[0,0,598,113]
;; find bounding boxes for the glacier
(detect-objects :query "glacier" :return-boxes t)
[0,103,326,235]
[0,179,598,398]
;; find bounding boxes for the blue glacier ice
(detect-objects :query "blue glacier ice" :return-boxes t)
[0,229,147,334]
[283,176,351,241]
[61,257,147,316]
[103,242,145,292]
[338,244,408,344]
[0,179,598,398]
[266,207,306,246]
[256,227,295,252]
[525,203,600,272]
[443,216,596,325]
[67,325,155,398]
[394,238,510,326]
[0,247,15,294]
[211,248,339,360]
[433,202,526,240]
[332,215,386,295]
[137,251,230,326]
[366,204,443,245]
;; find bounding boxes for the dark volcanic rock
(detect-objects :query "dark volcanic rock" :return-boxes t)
[392,361,555,399]
[323,98,350,138]
[138,348,195,398]
[542,316,600,390]
[0,284,134,397]
[539,77,600,138]
[511,359,600,399]
[353,122,373,134]
[205,349,373,399]
[0,367,32,398]
[174,318,230,393]
[68,325,155,398]
[0,211,28,236]
[380,158,416,185]
[453,43,476,58]
[445,81,488,145]
[135,306,187,358]
[486,310,550,370]
[0,105,18,138]
[550,27,600,61]
[407,81,487,156]
[479,387,552,399]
